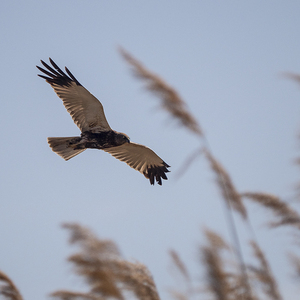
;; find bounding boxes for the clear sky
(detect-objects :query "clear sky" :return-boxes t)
[1,1,300,299]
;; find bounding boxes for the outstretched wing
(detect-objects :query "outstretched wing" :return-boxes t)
[37,58,111,132]
[103,142,170,185]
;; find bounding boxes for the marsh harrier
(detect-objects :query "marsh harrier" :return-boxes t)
[37,58,170,185]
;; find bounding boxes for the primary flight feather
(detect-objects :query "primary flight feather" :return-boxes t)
[37,58,170,185]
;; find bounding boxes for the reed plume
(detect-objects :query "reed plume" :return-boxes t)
[51,291,101,300]
[201,229,231,300]
[51,223,160,300]
[0,271,23,300]
[120,48,256,298]
[201,230,257,300]
[119,47,202,137]
[283,72,300,86]
[169,250,190,282]
[205,151,247,219]
[289,253,300,280]
[241,192,300,229]
[248,241,282,300]
[168,291,189,300]
[204,150,250,294]
[168,250,193,300]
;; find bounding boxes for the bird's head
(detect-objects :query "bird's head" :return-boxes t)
[114,132,130,146]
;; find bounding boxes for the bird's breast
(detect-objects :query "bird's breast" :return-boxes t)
[81,131,116,149]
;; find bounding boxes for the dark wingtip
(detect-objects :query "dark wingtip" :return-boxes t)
[146,162,170,186]
[65,66,81,86]
[164,161,171,168]
[37,58,81,87]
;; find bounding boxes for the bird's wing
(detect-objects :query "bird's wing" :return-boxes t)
[37,58,111,132]
[103,142,170,185]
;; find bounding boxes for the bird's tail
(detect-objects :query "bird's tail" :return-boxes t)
[47,137,86,161]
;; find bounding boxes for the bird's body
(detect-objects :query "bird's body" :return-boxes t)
[72,131,130,151]
[37,58,170,185]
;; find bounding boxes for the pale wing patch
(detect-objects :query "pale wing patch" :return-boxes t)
[52,83,111,132]
[103,142,170,185]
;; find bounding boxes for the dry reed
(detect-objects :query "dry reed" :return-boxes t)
[201,230,260,300]
[205,151,247,219]
[168,250,193,300]
[51,291,102,300]
[120,49,258,298]
[289,253,300,280]
[168,291,189,300]
[241,192,300,229]
[248,241,282,300]
[283,72,300,86]
[51,223,160,300]
[174,147,203,180]
[169,250,190,282]
[119,47,202,137]
[201,229,231,300]
[0,271,23,300]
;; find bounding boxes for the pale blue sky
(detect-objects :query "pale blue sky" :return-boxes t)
[1,1,300,299]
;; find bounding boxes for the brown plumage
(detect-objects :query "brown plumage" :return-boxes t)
[37,58,170,185]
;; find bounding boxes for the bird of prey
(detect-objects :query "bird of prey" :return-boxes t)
[37,58,170,185]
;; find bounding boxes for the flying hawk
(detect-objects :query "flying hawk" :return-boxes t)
[37,58,170,185]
